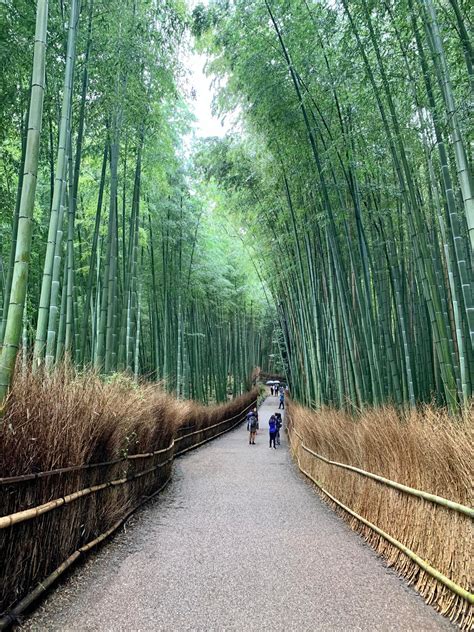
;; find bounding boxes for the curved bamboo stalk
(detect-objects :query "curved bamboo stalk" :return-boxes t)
[288,431,473,605]
[291,429,473,517]
[0,474,173,632]
[0,458,173,530]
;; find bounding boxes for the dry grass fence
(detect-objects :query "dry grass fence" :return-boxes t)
[287,400,473,629]
[0,365,257,624]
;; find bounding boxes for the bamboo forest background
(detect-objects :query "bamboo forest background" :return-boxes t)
[0,0,472,413]
[194,0,473,412]
[0,0,275,404]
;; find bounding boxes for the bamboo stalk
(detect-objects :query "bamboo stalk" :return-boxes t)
[0,474,173,631]
[0,458,173,529]
[290,432,473,605]
[0,0,49,408]
[291,429,473,518]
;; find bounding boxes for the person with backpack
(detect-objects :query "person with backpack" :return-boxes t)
[268,414,277,449]
[246,408,258,444]
[275,412,282,445]
[278,390,285,410]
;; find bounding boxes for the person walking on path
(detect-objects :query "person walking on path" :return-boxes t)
[278,391,285,410]
[246,408,258,444]
[270,385,274,396]
[269,414,277,449]
[275,412,282,445]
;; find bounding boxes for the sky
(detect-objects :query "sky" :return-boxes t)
[185,0,238,140]
[187,51,228,138]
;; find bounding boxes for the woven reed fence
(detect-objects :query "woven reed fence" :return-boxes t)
[0,392,257,628]
[287,401,473,630]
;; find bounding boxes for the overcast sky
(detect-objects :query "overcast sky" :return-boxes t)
[187,51,228,138]
[184,0,238,139]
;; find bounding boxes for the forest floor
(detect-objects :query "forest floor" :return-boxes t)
[23,396,453,631]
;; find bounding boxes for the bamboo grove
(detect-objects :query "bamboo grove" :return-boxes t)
[0,0,273,408]
[193,0,473,412]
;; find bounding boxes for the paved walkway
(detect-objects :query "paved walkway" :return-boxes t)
[25,396,452,631]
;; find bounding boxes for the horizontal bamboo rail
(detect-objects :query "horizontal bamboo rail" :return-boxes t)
[175,405,253,456]
[174,400,255,442]
[0,456,174,530]
[0,474,173,631]
[0,400,256,486]
[0,400,256,528]
[0,397,256,629]
[289,430,474,605]
[291,429,473,518]
[0,439,175,485]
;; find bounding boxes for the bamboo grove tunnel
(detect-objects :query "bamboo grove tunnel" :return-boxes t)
[0,0,472,630]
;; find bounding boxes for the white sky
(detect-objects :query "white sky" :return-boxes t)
[184,0,239,140]
[187,51,228,138]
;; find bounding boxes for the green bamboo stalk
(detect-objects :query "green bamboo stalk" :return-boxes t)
[422,0,474,253]
[33,0,79,367]
[0,0,49,410]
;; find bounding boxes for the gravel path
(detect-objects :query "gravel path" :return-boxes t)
[23,396,452,631]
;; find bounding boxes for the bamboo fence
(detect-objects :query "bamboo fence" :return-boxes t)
[0,397,257,628]
[288,425,473,629]
[292,429,473,518]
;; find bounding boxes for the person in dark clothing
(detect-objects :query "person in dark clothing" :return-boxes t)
[275,412,282,445]
[268,414,277,449]
[278,391,285,409]
[270,385,274,396]
[246,409,258,444]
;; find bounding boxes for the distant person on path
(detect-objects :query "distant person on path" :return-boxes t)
[270,385,274,396]
[269,414,277,449]
[275,412,282,445]
[247,408,258,445]
[278,391,285,409]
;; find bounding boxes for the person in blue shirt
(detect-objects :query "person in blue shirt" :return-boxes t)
[278,391,285,410]
[268,414,277,449]
[275,412,283,445]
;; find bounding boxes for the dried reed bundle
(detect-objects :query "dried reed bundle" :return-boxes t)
[0,364,256,617]
[287,401,473,629]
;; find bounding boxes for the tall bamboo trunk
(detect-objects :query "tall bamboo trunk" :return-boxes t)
[0,0,49,410]
[33,0,79,368]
